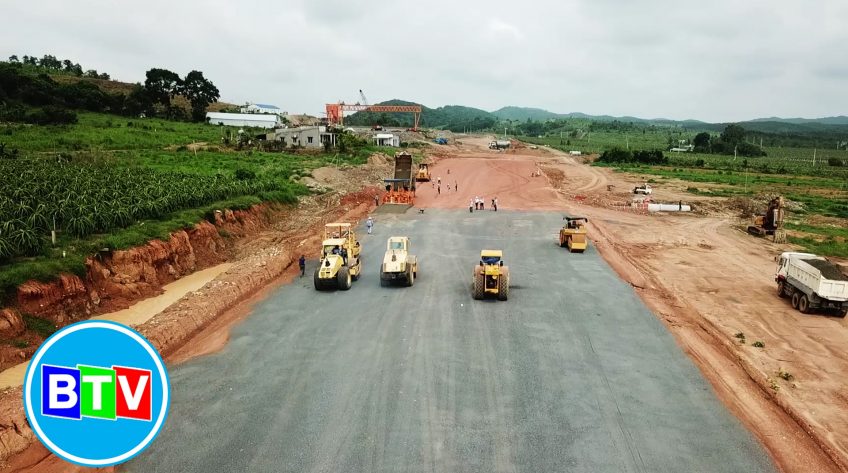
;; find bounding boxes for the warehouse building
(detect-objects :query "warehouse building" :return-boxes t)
[206,112,280,129]
[240,103,282,115]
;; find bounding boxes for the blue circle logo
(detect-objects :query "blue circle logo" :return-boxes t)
[22,320,170,467]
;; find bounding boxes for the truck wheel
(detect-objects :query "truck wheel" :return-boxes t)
[497,270,509,301]
[777,281,788,298]
[379,274,388,287]
[337,267,352,291]
[406,267,415,287]
[791,292,801,310]
[472,271,484,300]
[559,235,566,248]
[838,309,847,318]
[798,294,811,314]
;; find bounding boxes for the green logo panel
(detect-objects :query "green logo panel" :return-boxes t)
[77,365,116,420]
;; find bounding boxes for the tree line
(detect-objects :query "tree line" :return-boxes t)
[0,57,219,124]
[8,54,110,80]
[692,124,767,157]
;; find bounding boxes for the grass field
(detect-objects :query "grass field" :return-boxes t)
[521,133,848,178]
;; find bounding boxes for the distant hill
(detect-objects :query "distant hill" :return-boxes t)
[345,100,496,131]
[747,116,848,126]
[346,99,848,134]
[492,106,562,121]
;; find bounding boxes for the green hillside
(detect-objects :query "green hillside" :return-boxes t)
[492,106,562,121]
[344,100,496,131]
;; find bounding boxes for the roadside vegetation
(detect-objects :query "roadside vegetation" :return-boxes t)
[0,55,383,302]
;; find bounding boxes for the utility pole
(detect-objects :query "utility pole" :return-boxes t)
[813,148,816,166]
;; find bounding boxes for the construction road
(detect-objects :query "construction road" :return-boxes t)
[125,209,773,472]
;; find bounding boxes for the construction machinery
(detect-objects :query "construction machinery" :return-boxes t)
[382,152,416,206]
[776,252,848,316]
[748,196,786,243]
[489,140,510,150]
[472,250,510,301]
[559,216,589,253]
[633,183,652,195]
[415,163,431,182]
[326,92,422,131]
[380,236,418,287]
[314,223,362,291]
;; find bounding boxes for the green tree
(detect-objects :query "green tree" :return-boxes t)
[179,70,220,122]
[693,132,711,151]
[8,55,18,63]
[144,68,182,112]
[720,124,746,147]
[39,55,61,70]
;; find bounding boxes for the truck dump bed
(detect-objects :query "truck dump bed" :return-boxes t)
[802,259,848,281]
[792,258,848,301]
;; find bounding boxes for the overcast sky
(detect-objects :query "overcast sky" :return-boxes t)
[2,0,846,122]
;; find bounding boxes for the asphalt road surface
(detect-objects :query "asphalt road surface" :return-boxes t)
[126,209,774,473]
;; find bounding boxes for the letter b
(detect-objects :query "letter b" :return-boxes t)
[41,365,81,420]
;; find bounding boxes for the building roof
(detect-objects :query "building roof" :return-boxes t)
[206,112,279,122]
[253,103,279,109]
[375,133,395,139]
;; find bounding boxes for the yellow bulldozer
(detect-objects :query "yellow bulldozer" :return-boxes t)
[415,163,431,182]
[559,216,589,253]
[314,223,362,290]
[472,250,509,301]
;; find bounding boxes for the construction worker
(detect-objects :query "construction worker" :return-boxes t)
[493,197,498,211]
[366,216,374,234]
[299,255,306,277]
[480,197,485,210]
[340,247,348,266]
[437,176,441,186]
[455,181,458,192]
[469,198,474,213]
[437,185,441,195]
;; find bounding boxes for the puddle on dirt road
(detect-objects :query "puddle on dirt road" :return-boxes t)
[0,263,232,390]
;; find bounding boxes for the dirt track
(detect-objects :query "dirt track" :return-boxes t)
[418,136,848,472]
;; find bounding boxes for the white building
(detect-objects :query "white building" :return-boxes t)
[374,133,400,147]
[240,103,282,114]
[206,112,280,129]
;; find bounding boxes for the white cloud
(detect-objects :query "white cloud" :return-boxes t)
[0,0,846,122]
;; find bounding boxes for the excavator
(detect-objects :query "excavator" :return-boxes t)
[747,196,786,243]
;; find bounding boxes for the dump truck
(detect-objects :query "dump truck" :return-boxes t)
[472,250,509,301]
[415,163,431,182]
[775,252,848,316]
[314,223,362,291]
[380,236,418,286]
[382,151,416,205]
[489,140,510,150]
[559,216,589,253]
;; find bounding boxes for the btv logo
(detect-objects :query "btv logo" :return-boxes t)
[42,364,152,421]
[23,321,170,467]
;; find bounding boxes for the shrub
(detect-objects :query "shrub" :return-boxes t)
[828,157,844,167]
